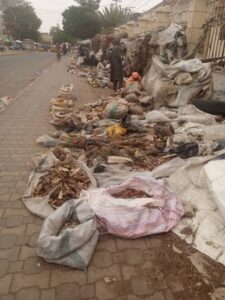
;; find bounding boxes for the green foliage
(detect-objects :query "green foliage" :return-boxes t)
[75,0,100,10]
[98,6,130,30]
[63,6,101,40]
[0,0,26,11]
[3,3,41,41]
[50,25,67,44]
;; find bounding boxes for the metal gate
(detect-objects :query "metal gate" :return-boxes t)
[203,18,225,58]
[202,0,225,59]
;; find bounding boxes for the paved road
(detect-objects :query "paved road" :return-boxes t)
[0,52,56,98]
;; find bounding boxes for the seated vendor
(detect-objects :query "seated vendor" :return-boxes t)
[126,72,143,89]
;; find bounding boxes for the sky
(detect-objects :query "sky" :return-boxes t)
[29,0,162,33]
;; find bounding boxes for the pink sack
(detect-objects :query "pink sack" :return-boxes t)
[83,176,184,239]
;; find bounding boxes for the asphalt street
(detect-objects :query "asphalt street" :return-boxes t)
[0,52,56,98]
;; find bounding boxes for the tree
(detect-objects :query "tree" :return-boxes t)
[3,4,42,41]
[98,6,130,31]
[74,0,100,11]
[50,25,67,44]
[0,0,26,11]
[63,6,101,40]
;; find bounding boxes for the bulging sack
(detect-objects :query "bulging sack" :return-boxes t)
[83,176,184,238]
[37,199,99,270]
[104,101,128,120]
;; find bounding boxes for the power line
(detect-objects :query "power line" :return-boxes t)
[35,8,62,13]
[135,0,159,11]
[124,0,140,8]
[123,0,153,9]
[112,0,122,7]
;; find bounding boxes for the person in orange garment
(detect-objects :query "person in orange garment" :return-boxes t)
[126,72,143,89]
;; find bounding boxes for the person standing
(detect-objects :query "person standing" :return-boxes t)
[62,43,67,56]
[56,44,61,61]
[110,39,123,91]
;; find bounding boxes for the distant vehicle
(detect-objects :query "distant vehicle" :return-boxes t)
[37,44,49,52]
[10,40,24,50]
[23,39,35,51]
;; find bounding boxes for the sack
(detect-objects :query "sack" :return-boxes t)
[175,72,193,85]
[129,103,143,115]
[84,176,183,238]
[145,110,170,123]
[104,101,128,120]
[23,148,97,219]
[124,93,139,103]
[139,96,153,105]
[37,199,99,270]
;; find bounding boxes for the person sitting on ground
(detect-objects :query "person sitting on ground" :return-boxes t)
[126,72,143,89]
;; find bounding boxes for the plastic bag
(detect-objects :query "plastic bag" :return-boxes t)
[0,99,5,113]
[0,96,12,106]
[106,125,127,138]
[145,110,170,122]
[36,135,59,147]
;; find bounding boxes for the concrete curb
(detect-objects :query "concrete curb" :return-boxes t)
[0,51,32,57]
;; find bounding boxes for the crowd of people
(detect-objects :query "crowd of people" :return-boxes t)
[77,36,143,93]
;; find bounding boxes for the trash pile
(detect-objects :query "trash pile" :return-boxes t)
[36,93,175,170]
[23,54,225,271]
[68,56,111,88]
[86,63,110,88]
[67,58,77,74]
[142,56,212,108]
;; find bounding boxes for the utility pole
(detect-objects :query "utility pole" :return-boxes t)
[112,0,122,7]
[0,11,3,37]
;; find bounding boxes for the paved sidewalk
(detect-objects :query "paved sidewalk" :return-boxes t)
[0,59,224,300]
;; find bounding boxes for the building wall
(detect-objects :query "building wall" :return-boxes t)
[115,0,224,57]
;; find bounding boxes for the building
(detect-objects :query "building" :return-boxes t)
[41,33,53,44]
